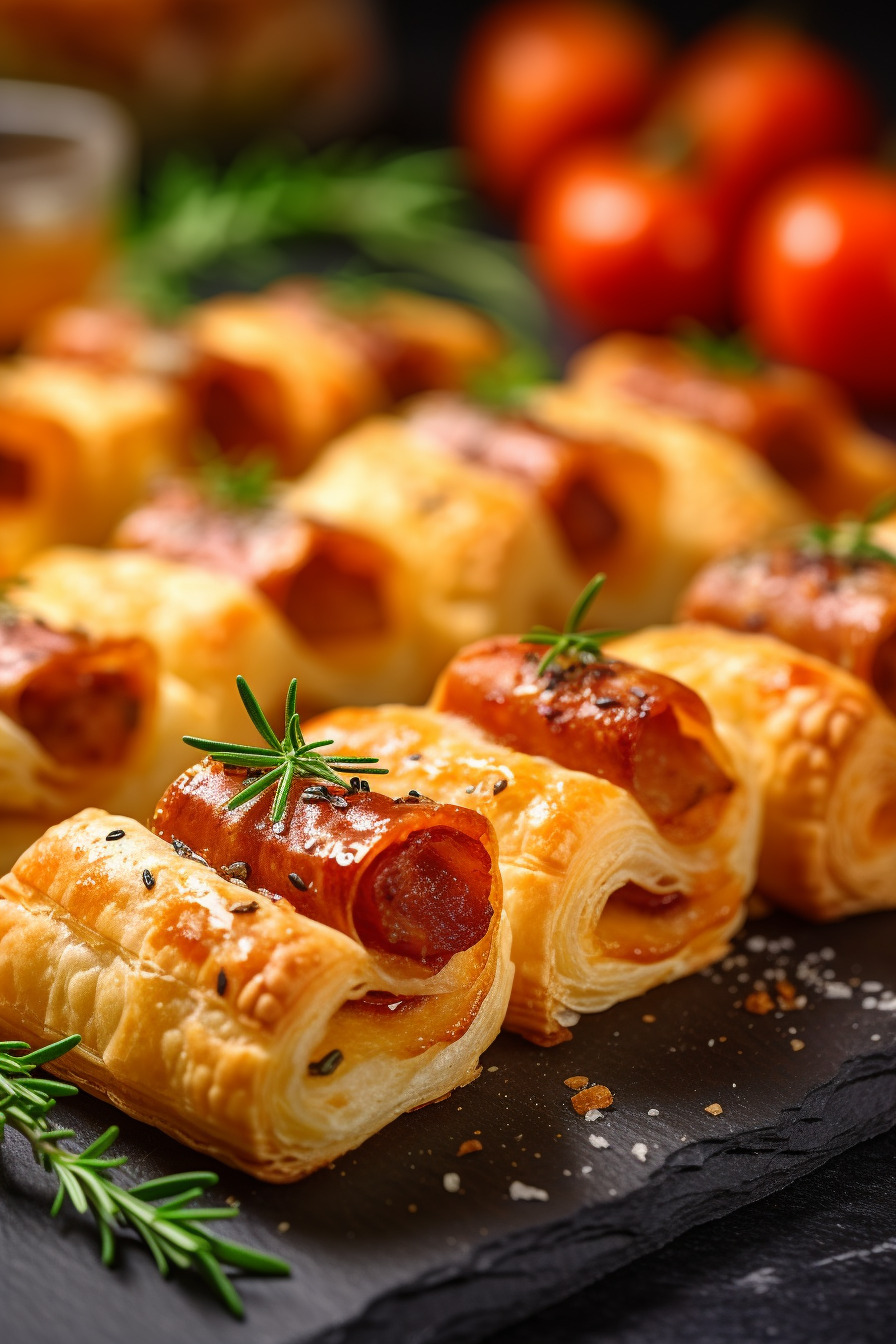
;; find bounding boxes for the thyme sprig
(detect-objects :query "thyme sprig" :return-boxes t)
[198,450,275,510]
[0,1035,289,1316]
[802,493,896,567]
[520,574,626,676]
[184,676,387,824]
[676,321,765,377]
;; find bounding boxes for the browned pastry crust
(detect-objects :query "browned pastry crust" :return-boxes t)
[0,804,512,1180]
[567,332,896,519]
[611,624,896,921]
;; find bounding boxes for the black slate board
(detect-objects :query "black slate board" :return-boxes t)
[3,909,896,1344]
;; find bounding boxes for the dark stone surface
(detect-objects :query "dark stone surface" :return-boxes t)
[2,910,895,1344]
[482,1124,896,1344]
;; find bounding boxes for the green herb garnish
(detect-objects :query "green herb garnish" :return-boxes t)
[802,493,896,567]
[198,451,275,510]
[520,574,626,676]
[0,1034,289,1316]
[123,143,550,350]
[676,321,765,377]
[184,676,387,824]
[466,343,553,411]
[0,574,25,621]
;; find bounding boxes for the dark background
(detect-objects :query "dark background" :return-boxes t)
[376,0,896,143]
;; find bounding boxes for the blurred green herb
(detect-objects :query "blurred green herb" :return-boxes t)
[123,143,550,353]
[198,451,275,510]
[676,321,765,377]
[802,493,896,566]
[466,343,553,410]
[0,1034,290,1316]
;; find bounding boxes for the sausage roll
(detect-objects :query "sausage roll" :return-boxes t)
[529,377,806,626]
[183,282,502,475]
[610,624,896,921]
[403,392,664,615]
[112,477,424,708]
[567,333,896,519]
[0,608,210,869]
[14,547,299,739]
[285,416,583,687]
[680,536,896,712]
[0,789,511,1181]
[308,640,757,1045]
[0,358,185,574]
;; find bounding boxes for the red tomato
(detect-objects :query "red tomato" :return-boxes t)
[524,143,728,332]
[458,0,666,210]
[650,20,877,219]
[739,164,896,406]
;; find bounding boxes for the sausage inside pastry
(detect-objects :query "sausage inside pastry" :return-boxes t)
[679,531,896,712]
[0,606,210,870]
[611,623,896,921]
[567,332,896,519]
[0,758,511,1180]
[308,592,757,1044]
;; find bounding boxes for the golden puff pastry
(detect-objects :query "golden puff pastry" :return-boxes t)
[610,624,896,922]
[307,671,757,1046]
[402,392,665,612]
[112,479,426,710]
[567,333,896,520]
[183,282,502,476]
[529,378,807,627]
[0,358,185,574]
[13,547,300,739]
[0,798,511,1181]
[285,416,583,691]
[0,609,212,870]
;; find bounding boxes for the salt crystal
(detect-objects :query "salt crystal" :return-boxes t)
[443,1172,461,1193]
[509,1180,549,1202]
[631,1142,648,1163]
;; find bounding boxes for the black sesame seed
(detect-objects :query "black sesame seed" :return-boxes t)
[594,696,621,709]
[105,829,125,841]
[308,1048,343,1077]
[142,869,155,889]
[407,753,422,761]
[230,900,259,914]
[465,785,475,794]
[216,969,227,996]
[221,860,250,881]
[493,779,509,795]
[288,872,308,891]
[349,776,361,791]
[360,780,370,792]
[408,789,421,798]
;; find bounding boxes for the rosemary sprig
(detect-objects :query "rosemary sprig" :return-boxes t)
[0,574,25,622]
[802,493,896,567]
[520,574,627,676]
[122,142,550,349]
[0,1035,289,1316]
[184,676,387,824]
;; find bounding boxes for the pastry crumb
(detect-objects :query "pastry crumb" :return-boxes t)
[509,1180,549,1202]
[631,1142,648,1162]
[563,1075,589,1090]
[745,989,776,1015]
[642,1013,656,1023]
[571,1084,614,1115]
[277,1221,290,1233]
[790,1038,806,1052]
[457,1139,483,1157]
[705,1102,724,1116]
[443,1172,461,1192]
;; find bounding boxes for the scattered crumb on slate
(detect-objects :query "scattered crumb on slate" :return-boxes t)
[457,1139,483,1157]
[408,1204,418,1213]
[642,1014,656,1023]
[648,1108,659,1116]
[589,1134,609,1150]
[745,989,776,1015]
[443,1172,461,1193]
[790,1038,806,1052]
[571,1084,614,1115]
[705,1102,724,1116]
[277,1221,290,1233]
[509,1181,549,1202]
[631,1143,648,1162]
[564,1075,589,1090]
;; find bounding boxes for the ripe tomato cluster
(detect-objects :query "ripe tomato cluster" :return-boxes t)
[457,2,895,405]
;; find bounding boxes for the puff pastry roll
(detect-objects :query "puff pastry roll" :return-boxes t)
[0,608,209,869]
[610,624,896,921]
[183,282,503,475]
[0,359,185,573]
[285,416,582,688]
[14,547,300,739]
[680,538,896,712]
[0,794,511,1181]
[112,478,424,708]
[529,376,806,627]
[403,393,663,602]
[308,640,757,1044]
[567,333,896,519]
